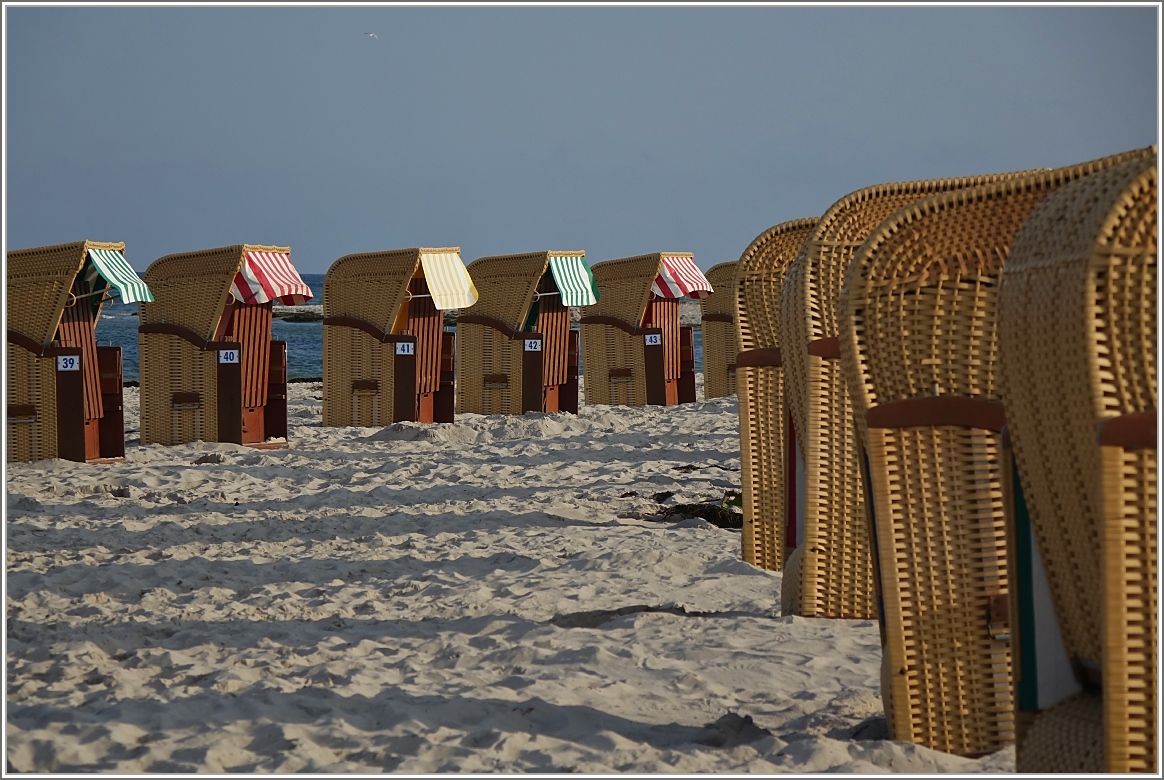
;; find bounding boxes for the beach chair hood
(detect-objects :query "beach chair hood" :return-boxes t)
[582,253,710,330]
[323,248,474,334]
[464,251,595,335]
[7,240,151,349]
[141,244,310,343]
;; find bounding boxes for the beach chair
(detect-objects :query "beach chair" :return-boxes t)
[323,248,477,427]
[733,219,818,572]
[7,241,152,463]
[998,151,1157,773]
[779,168,1040,621]
[838,147,1154,758]
[700,261,739,401]
[139,244,312,447]
[578,253,712,408]
[457,251,596,416]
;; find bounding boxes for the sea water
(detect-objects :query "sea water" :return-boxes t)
[96,274,704,383]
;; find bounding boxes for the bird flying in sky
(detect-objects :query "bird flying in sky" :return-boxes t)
[365,32,378,39]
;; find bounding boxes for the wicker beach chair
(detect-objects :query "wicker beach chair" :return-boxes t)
[578,253,712,408]
[780,168,1042,621]
[323,248,477,427]
[700,261,740,401]
[456,252,596,416]
[998,151,1157,774]
[7,241,152,463]
[139,244,312,447]
[733,220,818,572]
[839,147,1154,758]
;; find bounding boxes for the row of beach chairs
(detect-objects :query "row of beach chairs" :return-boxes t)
[732,147,1157,772]
[7,147,1154,773]
[5,244,744,462]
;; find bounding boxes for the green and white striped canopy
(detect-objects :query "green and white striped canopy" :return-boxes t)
[85,248,154,304]
[548,254,599,307]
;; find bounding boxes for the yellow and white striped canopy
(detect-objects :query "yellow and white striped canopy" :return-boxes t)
[420,250,478,310]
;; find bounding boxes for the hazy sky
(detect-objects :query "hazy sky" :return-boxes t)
[4,5,1159,275]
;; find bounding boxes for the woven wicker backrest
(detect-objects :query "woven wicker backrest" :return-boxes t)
[6,241,119,346]
[999,150,1156,666]
[140,245,255,340]
[323,249,424,331]
[581,253,664,327]
[781,170,1041,620]
[838,147,1154,757]
[464,252,552,332]
[999,152,1157,774]
[700,262,738,320]
[844,148,1154,419]
[735,219,818,353]
[733,219,818,572]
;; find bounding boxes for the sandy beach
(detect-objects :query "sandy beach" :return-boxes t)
[6,380,1016,773]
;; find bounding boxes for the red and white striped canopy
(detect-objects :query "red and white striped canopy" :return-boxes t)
[652,254,713,300]
[231,250,314,305]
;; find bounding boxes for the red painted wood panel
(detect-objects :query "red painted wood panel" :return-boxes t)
[55,284,103,421]
[229,302,273,409]
[536,273,570,387]
[408,278,443,395]
[644,296,681,381]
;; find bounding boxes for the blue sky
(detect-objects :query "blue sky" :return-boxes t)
[4,5,1159,274]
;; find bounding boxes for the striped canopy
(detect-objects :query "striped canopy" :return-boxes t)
[652,254,713,300]
[232,250,314,305]
[420,250,479,310]
[548,254,599,307]
[83,247,154,304]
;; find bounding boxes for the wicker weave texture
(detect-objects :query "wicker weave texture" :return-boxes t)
[1102,444,1158,773]
[700,261,739,400]
[840,150,1156,756]
[456,252,552,416]
[581,253,665,326]
[6,241,108,345]
[322,325,397,427]
[139,334,219,446]
[6,241,123,462]
[321,249,427,427]
[733,219,818,570]
[139,244,284,445]
[457,324,522,415]
[1015,692,1105,773]
[780,170,1041,621]
[578,254,667,407]
[580,324,647,407]
[866,426,1013,755]
[139,245,256,336]
[6,347,57,462]
[998,149,1157,774]
[464,252,554,332]
[322,249,428,331]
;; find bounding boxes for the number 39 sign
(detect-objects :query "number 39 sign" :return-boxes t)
[56,355,80,371]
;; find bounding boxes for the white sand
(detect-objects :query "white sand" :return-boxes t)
[5,380,1016,773]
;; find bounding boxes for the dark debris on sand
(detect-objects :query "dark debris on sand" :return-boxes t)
[639,501,744,531]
